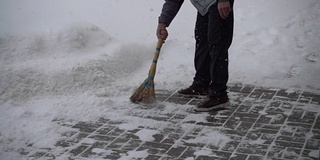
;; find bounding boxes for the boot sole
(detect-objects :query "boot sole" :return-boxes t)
[177,91,209,96]
[193,101,230,112]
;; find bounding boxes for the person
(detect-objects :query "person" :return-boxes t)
[156,0,234,112]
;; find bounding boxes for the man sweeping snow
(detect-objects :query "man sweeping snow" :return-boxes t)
[157,0,234,112]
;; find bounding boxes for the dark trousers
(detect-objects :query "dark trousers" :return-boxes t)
[192,1,234,97]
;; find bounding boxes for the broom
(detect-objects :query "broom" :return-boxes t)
[130,38,164,103]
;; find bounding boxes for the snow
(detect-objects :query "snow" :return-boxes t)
[0,0,320,159]
[309,150,319,158]
[134,129,158,142]
[118,150,149,160]
[182,128,231,148]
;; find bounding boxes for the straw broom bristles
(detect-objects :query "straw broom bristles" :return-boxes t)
[130,39,164,103]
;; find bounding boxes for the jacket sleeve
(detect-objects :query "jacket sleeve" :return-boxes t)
[158,0,184,27]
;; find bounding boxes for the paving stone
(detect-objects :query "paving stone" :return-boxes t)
[266,146,287,159]
[72,121,102,131]
[87,134,116,143]
[121,139,142,150]
[149,133,165,143]
[301,92,320,104]
[256,115,272,124]
[17,148,32,156]
[305,139,320,150]
[288,109,318,124]
[107,119,125,125]
[61,130,78,139]
[314,117,320,130]
[276,135,305,143]
[137,146,168,155]
[166,145,188,158]
[268,113,288,124]
[229,153,248,160]
[236,142,269,156]
[301,149,320,160]
[71,125,97,134]
[235,121,255,132]
[260,133,277,144]
[195,155,224,160]
[275,89,302,101]
[230,112,260,123]
[283,147,302,159]
[102,149,128,159]
[107,137,131,149]
[274,140,304,148]
[251,124,280,135]
[79,146,101,158]
[249,88,277,100]
[165,96,191,105]
[311,129,320,139]
[120,132,140,140]
[229,84,255,94]
[244,132,262,141]
[180,135,206,148]
[213,150,233,159]
[223,119,241,130]
[220,141,241,152]
[66,132,90,144]
[145,154,162,160]
[28,151,47,159]
[107,127,126,137]
[145,114,173,121]
[266,103,287,113]
[40,153,57,160]
[247,155,264,160]
[311,96,320,105]
[196,121,225,127]
[69,145,89,156]
[249,89,265,99]
[216,110,236,120]
[260,89,277,100]
[169,114,187,123]
[91,141,109,149]
[160,127,185,135]
[221,129,248,137]
[236,104,252,113]
[55,140,72,148]
[142,141,172,151]
[95,125,115,135]
[161,133,183,144]
[179,147,199,159]
[299,92,314,104]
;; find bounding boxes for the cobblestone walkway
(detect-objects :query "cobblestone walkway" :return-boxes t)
[23,84,320,160]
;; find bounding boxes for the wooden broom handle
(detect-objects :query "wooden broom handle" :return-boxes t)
[147,39,164,78]
[154,38,164,61]
[157,38,164,49]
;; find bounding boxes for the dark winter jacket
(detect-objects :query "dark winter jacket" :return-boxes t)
[158,0,219,27]
[158,0,184,27]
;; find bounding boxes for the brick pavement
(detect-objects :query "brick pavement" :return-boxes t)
[23,84,320,160]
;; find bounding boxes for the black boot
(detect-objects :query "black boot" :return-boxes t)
[194,94,229,112]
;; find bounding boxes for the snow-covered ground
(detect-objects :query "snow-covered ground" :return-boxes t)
[0,0,319,159]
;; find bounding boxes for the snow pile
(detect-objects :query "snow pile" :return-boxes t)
[229,0,320,92]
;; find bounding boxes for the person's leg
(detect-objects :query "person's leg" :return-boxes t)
[178,12,211,95]
[195,1,234,111]
[193,12,211,88]
[208,2,234,97]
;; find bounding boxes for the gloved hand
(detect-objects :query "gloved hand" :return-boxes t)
[218,0,232,20]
